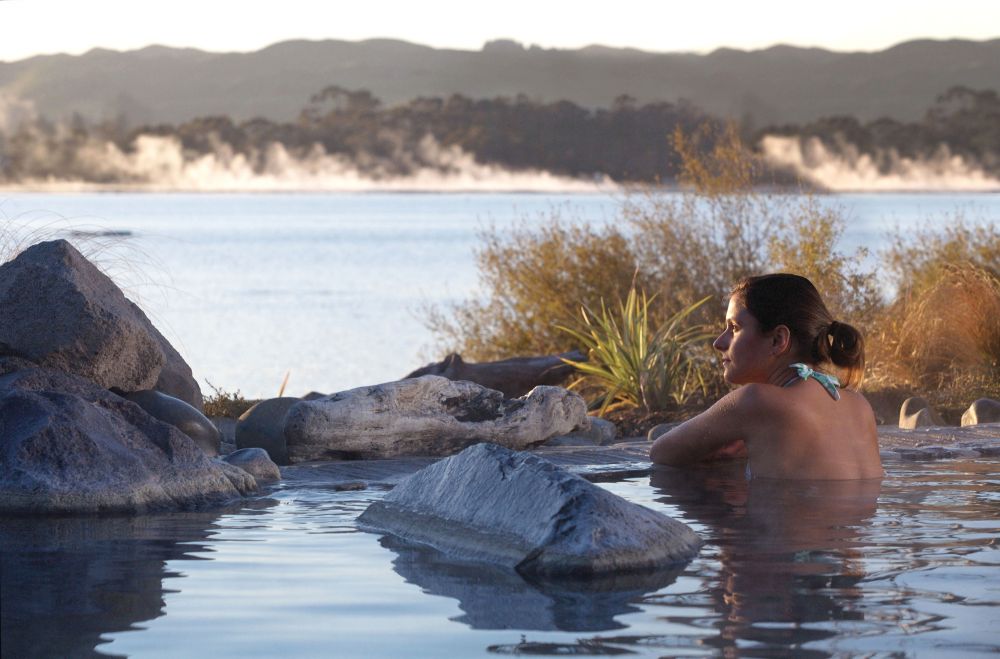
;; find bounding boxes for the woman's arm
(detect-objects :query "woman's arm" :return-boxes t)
[649,384,767,465]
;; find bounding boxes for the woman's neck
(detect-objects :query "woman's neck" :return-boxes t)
[764,358,807,387]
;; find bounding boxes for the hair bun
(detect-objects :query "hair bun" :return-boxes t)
[826,319,864,370]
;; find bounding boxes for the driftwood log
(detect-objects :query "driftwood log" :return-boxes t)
[403,351,586,398]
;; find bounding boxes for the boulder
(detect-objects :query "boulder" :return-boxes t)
[235,397,299,465]
[899,397,945,429]
[545,416,619,447]
[961,398,1000,426]
[284,376,588,462]
[358,443,701,576]
[0,360,256,514]
[0,240,203,409]
[122,390,220,456]
[222,448,281,483]
[404,351,585,398]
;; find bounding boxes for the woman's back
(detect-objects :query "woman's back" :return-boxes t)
[740,378,882,480]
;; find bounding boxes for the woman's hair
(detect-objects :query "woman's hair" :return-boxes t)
[731,273,865,386]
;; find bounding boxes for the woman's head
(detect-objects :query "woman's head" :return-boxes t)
[719,273,865,386]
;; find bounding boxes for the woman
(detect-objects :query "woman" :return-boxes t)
[650,273,882,480]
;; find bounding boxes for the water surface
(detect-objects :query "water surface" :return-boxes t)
[3,458,998,657]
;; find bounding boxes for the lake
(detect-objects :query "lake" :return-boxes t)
[1,191,998,398]
[2,456,998,657]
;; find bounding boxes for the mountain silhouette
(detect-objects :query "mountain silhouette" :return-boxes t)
[2,37,998,127]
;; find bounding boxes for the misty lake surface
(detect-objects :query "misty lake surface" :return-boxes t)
[2,459,998,657]
[1,190,998,398]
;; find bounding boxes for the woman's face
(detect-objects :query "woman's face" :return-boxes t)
[712,296,776,384]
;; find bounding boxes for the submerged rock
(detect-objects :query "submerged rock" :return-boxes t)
[235,397,299,465]
[123,389,221,456]
[0,361,255,514]
[961,398,1000,426]
[899,397,945,429]
[358,443,701,576]
[284,375,588,462]
[0,240,203,409]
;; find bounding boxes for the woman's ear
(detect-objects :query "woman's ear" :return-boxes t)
[770,325,792,356]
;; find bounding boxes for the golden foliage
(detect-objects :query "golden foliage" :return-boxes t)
[426,121,996,410]
[867,264,1000,398]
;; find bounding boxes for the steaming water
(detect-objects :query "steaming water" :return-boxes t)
[1,191,999,398]
[2,459,998,657]
[761,135,1000,192]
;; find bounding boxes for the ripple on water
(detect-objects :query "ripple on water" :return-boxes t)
[2,459,998,658]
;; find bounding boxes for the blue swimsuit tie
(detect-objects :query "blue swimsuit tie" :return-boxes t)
[786,362,841,400]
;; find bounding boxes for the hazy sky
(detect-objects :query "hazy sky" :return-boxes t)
[2,0,997,61]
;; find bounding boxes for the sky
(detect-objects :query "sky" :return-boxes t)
[1,0,998,62]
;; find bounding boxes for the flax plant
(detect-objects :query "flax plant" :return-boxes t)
[558,290,713,415]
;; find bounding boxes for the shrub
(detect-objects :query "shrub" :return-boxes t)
[864,217,1000,407]
[423,215,643,360]
[557,290,714,414]
[866,263,1000,401]
[425,122,880,368]
[882,218,1000,295]
[202,382,258,419]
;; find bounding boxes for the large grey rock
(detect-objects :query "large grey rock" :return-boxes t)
[0,240,203,409]
[235,397,299,465]
[358,443,701,577]
[284,376,588,462]
[961,398,1000,426]
[123,389,220,456]
[899,396,945,429]
[0,360,256,514]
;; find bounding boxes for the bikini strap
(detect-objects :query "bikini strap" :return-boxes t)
[786,362,841,400]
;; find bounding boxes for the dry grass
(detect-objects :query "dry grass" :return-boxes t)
[202,382,259,419]
[426,122,999,415]
[866,264,1000,402]
[424,122,879,395]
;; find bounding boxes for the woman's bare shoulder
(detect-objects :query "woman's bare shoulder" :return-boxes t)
[725,382,790,415]
[839,388,879,424]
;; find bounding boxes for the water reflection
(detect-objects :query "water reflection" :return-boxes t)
[648,464,882,655]
[0,505,261,658]
[380,535,685,632]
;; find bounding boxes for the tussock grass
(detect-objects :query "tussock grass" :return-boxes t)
[867,264,1000,400]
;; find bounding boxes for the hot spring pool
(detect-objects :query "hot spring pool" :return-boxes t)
[2,457,998,657]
